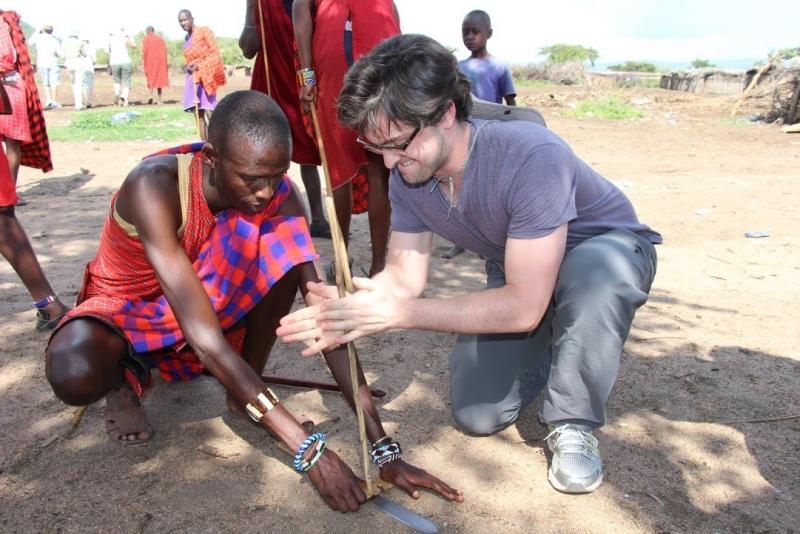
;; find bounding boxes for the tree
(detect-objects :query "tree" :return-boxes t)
[608,61,656,72]
[691,59,715,68]
[539,44,599,67]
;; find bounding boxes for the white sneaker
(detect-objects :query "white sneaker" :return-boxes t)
[545,423,603,493]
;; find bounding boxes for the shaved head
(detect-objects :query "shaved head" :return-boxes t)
[208,90,291,157]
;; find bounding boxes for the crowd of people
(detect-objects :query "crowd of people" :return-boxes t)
[2,2,661,516]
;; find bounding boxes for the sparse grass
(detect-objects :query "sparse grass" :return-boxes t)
[48,106,196,142]
[565,97,645,120]
[514,78,555,88]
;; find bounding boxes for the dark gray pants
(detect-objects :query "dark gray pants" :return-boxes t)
[450,229,657,435]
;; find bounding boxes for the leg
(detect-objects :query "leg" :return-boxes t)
[5,138,21,182]
[331,181,352,249]
[120,65,131,106]
[449,259,553,435]
[240,264,304,375]
[71,69,82,110]
[540,230,657,427]
[300,164,330,237]
[83,72,94,107]
[156,87,162,105]
[365,151,390,276]
[0,205,69,317]
[46,317,152,443]
[197,109,208,141]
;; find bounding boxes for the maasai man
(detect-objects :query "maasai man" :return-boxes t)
[45,90,461,512]
[179,9,225,141]
[293,0,400,278]
[239,0,330,239]
[0,9,69,331]
[141,26,169,105]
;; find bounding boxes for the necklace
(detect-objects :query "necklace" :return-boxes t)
[430,122,485,219]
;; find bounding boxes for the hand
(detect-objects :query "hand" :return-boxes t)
[315,276,402,344]
[380,459,464,502]
[277,281,345,356]
[298,84,317,111]
[306,449,367,512]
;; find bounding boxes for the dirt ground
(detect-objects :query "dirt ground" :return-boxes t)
[1,73,798,533]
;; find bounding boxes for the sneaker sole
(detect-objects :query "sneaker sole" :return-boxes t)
[547,467,603,494]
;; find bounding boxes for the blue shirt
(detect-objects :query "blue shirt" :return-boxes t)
[458,56,516,104]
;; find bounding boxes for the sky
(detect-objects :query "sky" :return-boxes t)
[7,0,799,67]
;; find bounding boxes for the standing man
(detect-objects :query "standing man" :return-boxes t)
[108,27,135,107]
[278,34,662,495]
[27,23,61,109]
[0,9,69,330]
[141,26,169,105]
[179,9,226,141]
[239,0,330,238]
[293,0,400,278]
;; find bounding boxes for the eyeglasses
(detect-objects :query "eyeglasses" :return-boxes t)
[356,126,421,155]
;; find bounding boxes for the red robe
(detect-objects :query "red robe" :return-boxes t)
[0,10,51,172]
[142,33,170,89]
[251,0,320,166]
[312,0,400,213]
[184,26,226,96]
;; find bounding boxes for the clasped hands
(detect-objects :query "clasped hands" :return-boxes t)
[277,276,401,356]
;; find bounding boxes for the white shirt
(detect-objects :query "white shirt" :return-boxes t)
[29,31,61,68]
[108,32,131,65]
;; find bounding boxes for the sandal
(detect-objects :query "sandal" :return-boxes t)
[105,387,154,445]
[34,307,69,332]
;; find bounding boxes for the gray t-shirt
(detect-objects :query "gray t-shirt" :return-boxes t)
[389,118,661,263]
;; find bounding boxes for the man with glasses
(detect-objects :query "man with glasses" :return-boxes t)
[278,34,661,495]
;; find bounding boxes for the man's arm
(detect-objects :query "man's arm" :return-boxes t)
[292,0,316,106]
[280,224,567,350]
[396,225,566,334]
[239,0,260,59]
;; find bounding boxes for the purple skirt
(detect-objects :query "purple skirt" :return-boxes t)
[182,73,217,111]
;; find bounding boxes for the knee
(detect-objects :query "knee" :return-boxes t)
[45,342,108,406]
[451,402,517,436]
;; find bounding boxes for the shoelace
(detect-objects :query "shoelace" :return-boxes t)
[545,424,601,458]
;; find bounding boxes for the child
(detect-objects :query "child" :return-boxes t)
[458,10,516,106]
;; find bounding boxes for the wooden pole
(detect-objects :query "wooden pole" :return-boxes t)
[310,104,374,497]
[255,0,272,97]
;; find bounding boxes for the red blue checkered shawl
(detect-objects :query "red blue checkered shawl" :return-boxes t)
[60,145,317,381]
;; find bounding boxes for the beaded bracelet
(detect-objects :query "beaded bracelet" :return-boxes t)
[293,432,328,473]
[33,295,56,309]
[297,67,316,87]
[370,436,402,468]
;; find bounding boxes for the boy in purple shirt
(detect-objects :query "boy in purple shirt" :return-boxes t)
[458,10,516,106]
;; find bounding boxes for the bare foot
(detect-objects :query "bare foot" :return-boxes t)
[105,387,154,445]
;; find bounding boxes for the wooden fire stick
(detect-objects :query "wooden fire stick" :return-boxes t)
[255,0,272,97]
[309,103,374,497]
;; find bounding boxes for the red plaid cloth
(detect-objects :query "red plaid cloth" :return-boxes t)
[0,18,31,143]
[55,148,317,382]
[0,11,51,172]
[0,145,16,207]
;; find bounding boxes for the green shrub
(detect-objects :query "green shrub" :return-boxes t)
[566,97,645,120]
[608,61,656,72]
[691,59,715,68]
[539,44,599,66]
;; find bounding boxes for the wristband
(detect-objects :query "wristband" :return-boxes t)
[297,68,316,87]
